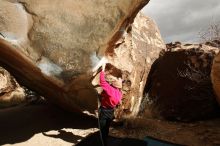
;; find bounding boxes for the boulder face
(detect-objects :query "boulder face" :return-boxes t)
[0,67,25,108]
[143,42,220,121]
[100,13,165,118]
[0,0,165,118]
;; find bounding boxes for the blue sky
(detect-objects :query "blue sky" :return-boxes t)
[142,0,220,43]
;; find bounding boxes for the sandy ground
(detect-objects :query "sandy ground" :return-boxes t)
[1,101,220,146]
[0,102,99,146]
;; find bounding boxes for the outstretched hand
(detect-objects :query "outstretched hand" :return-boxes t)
[102,62,106,71]
[92,57,108,73]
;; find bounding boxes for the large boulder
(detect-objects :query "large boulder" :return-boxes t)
[212,52,220,105]
[143,42,220,121]
[209,40,220,106]
[97,13,165,118]
[0,0,165,118]
[0,67,25,108]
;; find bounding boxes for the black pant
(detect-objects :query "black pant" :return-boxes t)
[98,106,114,146]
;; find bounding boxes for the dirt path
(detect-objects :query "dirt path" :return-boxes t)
[110,117,220,146]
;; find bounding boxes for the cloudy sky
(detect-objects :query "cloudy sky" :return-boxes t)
[142,0,220,43]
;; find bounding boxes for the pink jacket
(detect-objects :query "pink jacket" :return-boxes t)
[100,71,122,108]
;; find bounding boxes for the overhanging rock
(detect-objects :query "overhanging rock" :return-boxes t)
[0,0,165,118]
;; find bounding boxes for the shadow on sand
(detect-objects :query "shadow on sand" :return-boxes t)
[0,102,98,145]
[42,129,84,144]
[0,101,167,146]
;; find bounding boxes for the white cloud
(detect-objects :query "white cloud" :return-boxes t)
[142,0,220,43]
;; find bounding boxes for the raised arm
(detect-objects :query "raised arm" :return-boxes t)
[100,70,118,97]
[100,71,111,90]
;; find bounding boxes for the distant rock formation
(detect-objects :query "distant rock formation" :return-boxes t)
[205,39,220,48]
[0,0,166,118]
[143,42,220,121]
